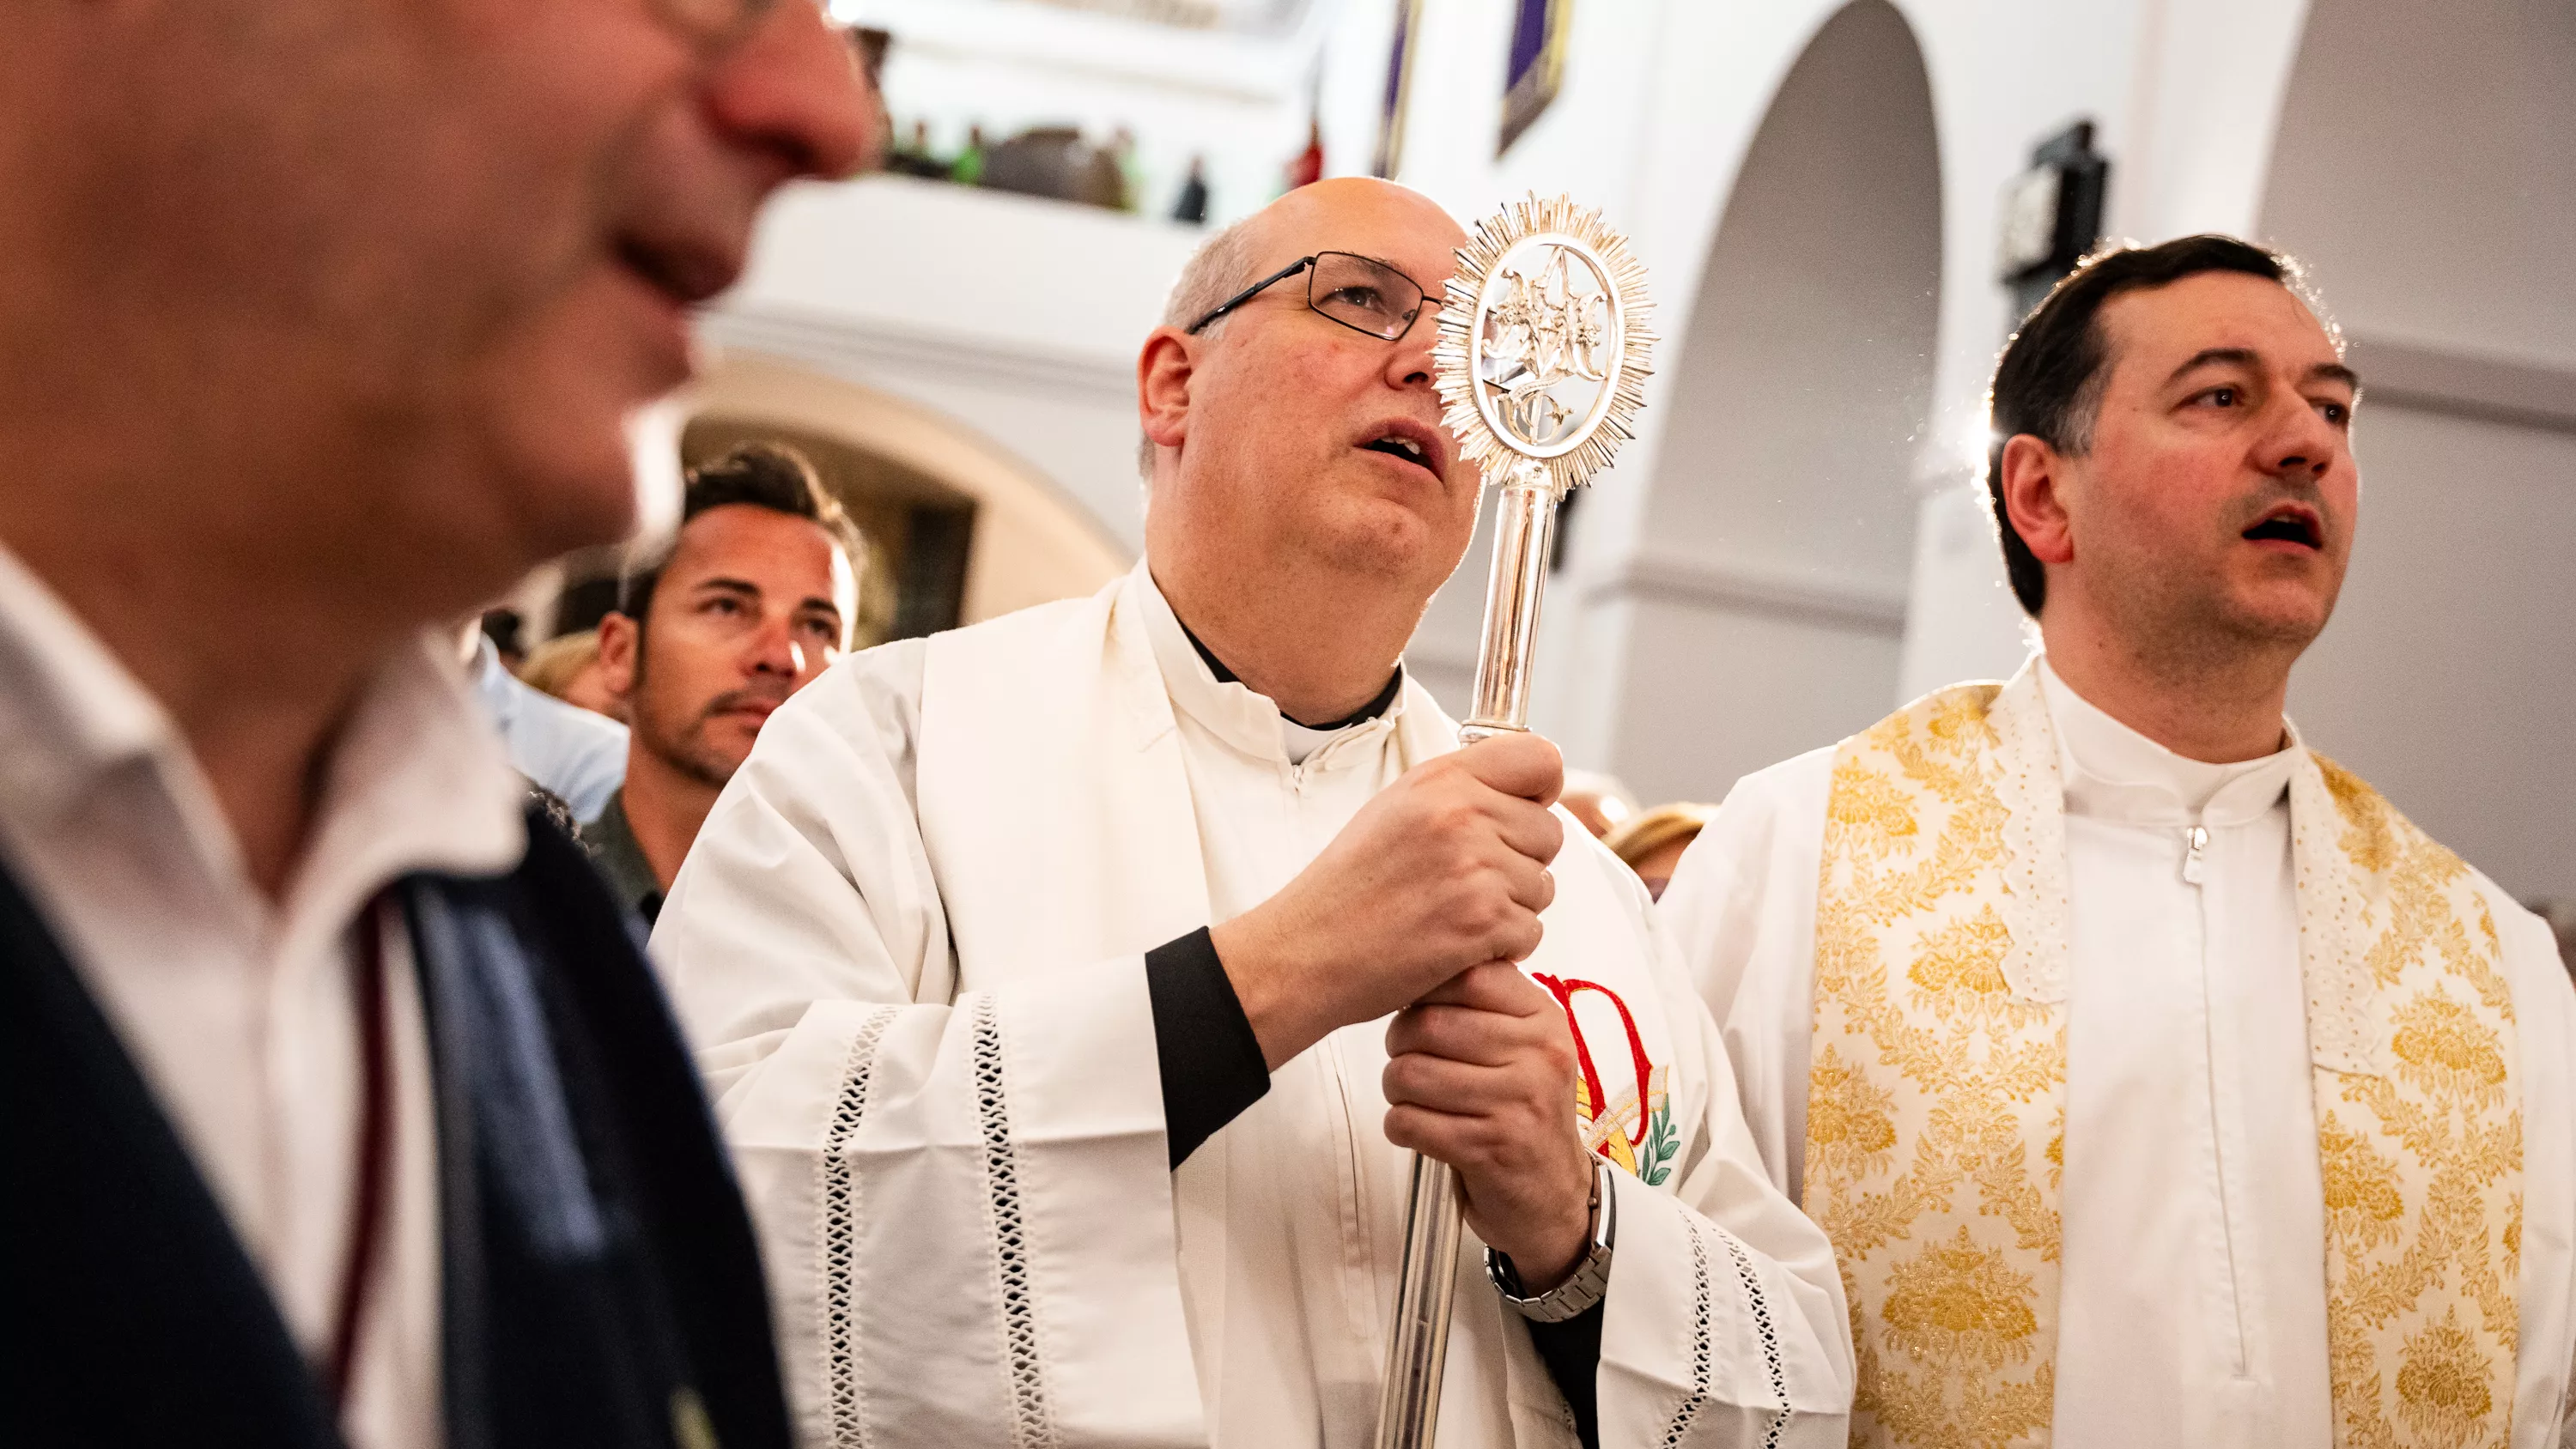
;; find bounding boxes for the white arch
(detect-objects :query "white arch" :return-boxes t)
[2259,0,2576,905]
[690,350,1132,626]
[1536,0,1943,806]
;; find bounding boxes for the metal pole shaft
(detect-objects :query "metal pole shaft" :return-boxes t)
[1461,464,1560,743]
[1375,463,1559,1449]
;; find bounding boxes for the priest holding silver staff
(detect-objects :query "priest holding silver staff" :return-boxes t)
[654,176,1851,1448]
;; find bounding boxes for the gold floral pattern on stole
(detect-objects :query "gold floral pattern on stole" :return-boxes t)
[1806,697,2525,1449]
[2309,755,2521,1449]
[1808,684,2063,1449]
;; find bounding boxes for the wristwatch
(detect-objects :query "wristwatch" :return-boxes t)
[1485,1159,1617,1323]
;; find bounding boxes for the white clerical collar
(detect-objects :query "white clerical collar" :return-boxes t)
[1127,561,1402,767]
[2035,655,2300,828]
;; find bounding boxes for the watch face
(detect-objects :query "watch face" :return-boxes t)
[1997,167,2063,276]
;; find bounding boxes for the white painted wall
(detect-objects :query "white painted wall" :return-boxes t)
[1549,0,1941,805]
[705,175,1201,555]
[2256,0,2576,904]
[2259,0,2575,366]
[2287,405,2576,903]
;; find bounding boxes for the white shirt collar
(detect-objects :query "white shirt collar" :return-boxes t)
[0,539,172,822]
[0,538,526,927]
[1127,560,1402,768]
[2036,654,2301,827]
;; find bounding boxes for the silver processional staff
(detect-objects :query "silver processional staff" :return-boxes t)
[1376,194,1656,1449]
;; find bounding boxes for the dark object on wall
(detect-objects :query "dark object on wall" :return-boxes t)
[1376,0,1424,178]
[849,27,890,88]
[480,609,526,670]
[1173,156,1210,225]
[1499,0,1573,156]
[554,575,622,639]
[983,127,1126,209]
[891,503,976,641]
[1997,120,2111,323]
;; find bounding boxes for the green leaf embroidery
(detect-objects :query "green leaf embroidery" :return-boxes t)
[1635,1106,1679,1187]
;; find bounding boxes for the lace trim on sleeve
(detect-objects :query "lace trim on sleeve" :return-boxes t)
[1660,1219,1792,1447]
[971,994,1060,1449]
[1657,1221,1716,1447]
[818,1006,902,1449]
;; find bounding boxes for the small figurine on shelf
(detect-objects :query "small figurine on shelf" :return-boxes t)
[950,124,987,186]
[887,120,948,179]
[1172,155,1210,225]
[1284,118,1323,191]
[1109,126,1145,212]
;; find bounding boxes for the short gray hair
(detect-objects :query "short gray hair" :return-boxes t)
[1139,216,1265,481]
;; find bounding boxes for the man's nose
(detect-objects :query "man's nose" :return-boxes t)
[704,1,878,183]
[1383,306,1441,391]
[745,613,804,677]
[2257,392,2342,479]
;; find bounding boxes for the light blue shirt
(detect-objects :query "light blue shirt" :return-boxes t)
[468,635,629,822]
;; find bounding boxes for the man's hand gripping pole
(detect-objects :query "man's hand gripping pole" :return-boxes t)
[1376,192,1653,1449]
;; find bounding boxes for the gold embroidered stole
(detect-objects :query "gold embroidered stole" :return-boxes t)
[1806,668,2523,1448]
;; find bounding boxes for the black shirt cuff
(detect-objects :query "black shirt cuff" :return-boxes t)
[1145,927,1271,1167]
[1526,1301,1605,1449]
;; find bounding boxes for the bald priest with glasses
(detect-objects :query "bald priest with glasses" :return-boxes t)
[653,177,1854,1448]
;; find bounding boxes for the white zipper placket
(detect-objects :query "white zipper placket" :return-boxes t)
[2185,816,2258,1384]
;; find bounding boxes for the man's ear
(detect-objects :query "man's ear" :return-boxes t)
[1999,434,2077,567]
[1137,326,1196,455]
[596,612,641,700]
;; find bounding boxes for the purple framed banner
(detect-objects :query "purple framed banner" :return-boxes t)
[1374,0,1425,178]
[1498,0,1571,156]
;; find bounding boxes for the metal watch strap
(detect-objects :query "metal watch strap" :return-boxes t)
[1485,1160,1617,1323]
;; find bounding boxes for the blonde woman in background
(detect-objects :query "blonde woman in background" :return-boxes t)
[519,628,625,723]
[1602,803,1716,902]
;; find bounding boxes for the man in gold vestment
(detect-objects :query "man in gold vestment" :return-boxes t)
[1662,234,2576,1448]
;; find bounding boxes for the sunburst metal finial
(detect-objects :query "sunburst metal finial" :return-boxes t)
[1432,193,1656,499]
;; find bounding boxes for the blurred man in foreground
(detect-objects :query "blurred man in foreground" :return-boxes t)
[588,443,860,925]
[656,177,1852,1449]
[0,3,872,1446]
[1663,236,2576,1446]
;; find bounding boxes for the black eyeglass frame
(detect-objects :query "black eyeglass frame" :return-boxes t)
[1183,252,1438,340]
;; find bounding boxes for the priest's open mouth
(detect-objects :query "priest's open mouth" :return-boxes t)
[1356,418,1447,481]
[2241,505,2323,549]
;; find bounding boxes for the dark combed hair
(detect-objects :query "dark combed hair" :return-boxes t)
[620,441,861,628]
[1985,233,2310,614]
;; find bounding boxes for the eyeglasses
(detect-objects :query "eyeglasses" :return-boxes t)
[648,0,784,51]
[1186,252,1440,341]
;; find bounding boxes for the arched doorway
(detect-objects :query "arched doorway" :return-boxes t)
[1577,0,1941,806]
[2259,0,2576,907]
[544,352,1132,650]
[687,352,1132,630]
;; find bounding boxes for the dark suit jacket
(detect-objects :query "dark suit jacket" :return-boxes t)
[1,807,791,1449]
